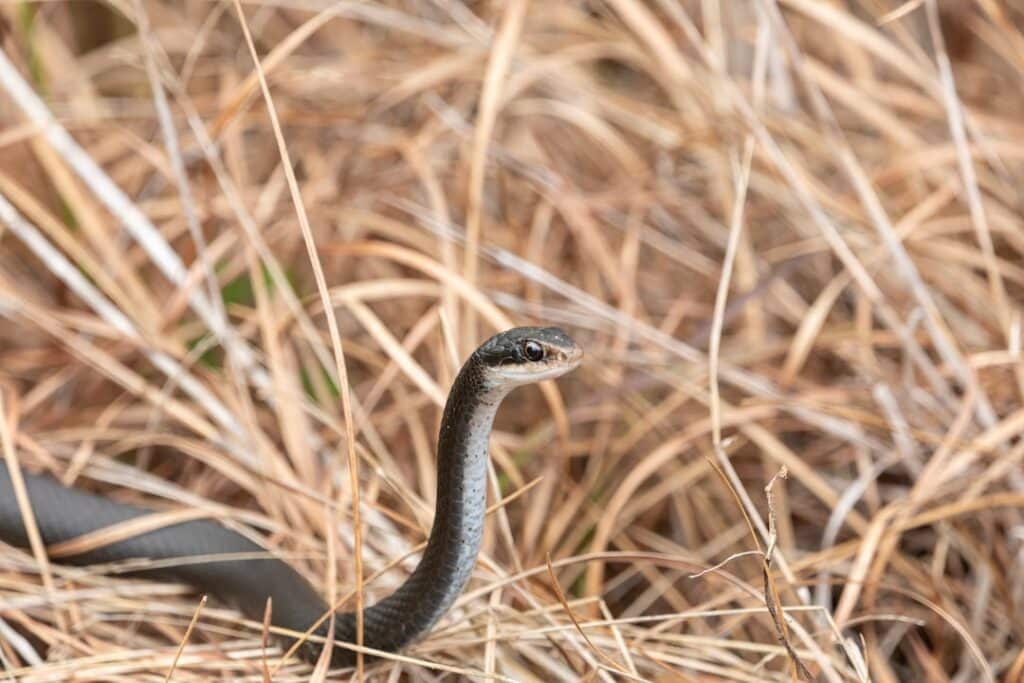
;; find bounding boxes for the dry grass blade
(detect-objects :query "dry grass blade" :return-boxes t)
[544,553,633,679]
[232,1,367,676]
[0,392,64,638]
[762,468,815,682]
[164,595,206,683]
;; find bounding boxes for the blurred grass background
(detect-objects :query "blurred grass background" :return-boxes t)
[1,0,1023,680]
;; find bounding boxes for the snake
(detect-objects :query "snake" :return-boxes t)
[0,326,582,668]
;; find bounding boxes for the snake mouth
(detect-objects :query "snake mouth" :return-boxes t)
[563,344,584,369]
[485,343,582,385]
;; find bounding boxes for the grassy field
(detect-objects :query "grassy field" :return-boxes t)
[1,1,1023,681]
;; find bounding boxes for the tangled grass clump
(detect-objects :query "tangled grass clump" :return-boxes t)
[1,1,1023,680]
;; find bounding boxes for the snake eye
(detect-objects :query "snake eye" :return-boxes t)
[522,340,545,362]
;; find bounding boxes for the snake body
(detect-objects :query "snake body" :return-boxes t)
[0,327,581,667]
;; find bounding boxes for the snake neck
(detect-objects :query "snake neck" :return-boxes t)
[356,353,508,652]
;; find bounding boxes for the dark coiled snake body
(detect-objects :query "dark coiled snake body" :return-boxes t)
[0,327,581,668]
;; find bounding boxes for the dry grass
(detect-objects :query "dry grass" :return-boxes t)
[0,0,1023,680]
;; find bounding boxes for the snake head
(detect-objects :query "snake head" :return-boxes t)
[475,326,583,387]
